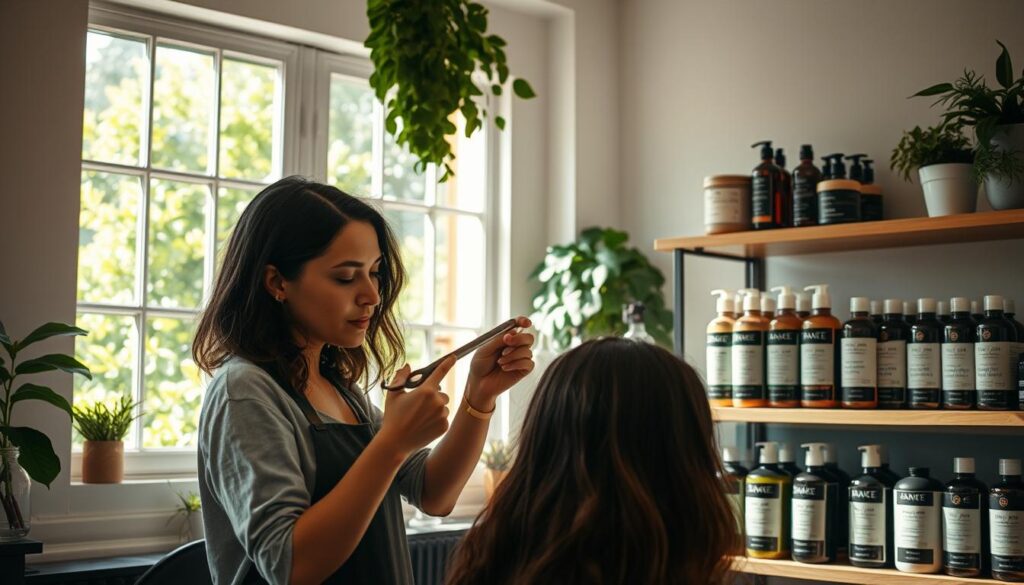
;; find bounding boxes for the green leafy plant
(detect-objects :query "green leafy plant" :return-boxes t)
[365,0,535,181]
[913,41,1024,182]
[530,227,673,351]
[480,439,513,471]
[1,321,90,532]
[72,395,140,442]
[890,124,974,181]
[166,485,202,541]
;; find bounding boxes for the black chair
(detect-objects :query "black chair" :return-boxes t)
[135,539,212,585]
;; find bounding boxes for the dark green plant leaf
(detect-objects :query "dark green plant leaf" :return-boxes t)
[0,365,9,384]
[495,116,506,130]
[1,426,60,488]
[911,83,953,98]
[0,320,9,347]
[996,41,1013,89]
[11,383,72,417]
[512,78,536,99]
[15,354,92,380]
[16,322,87,353]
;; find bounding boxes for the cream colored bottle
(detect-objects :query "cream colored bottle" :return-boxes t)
[733,290,768,407]
[801,284,842,408]
[707,289,735,408]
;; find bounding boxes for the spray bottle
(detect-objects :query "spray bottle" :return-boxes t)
[745,442,791,559]
[707,289,735,407]
[768,286,801,407]
[801,284,841,407]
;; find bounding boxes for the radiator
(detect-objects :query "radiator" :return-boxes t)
[408,530,467,585]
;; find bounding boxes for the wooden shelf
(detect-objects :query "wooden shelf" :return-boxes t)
[711,407,1024,428]
[733,557,1004,584]
[654,209,1024,258]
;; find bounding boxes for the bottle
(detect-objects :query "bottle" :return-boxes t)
[721,447,748,543]
[793,144,822,227]
[937,300,952,325]
[842,297,879,408]
[780,443,803,478]
[894,467,944,574]
[792,443,838,564]
[849,444,895,568]
[860,159,884,221]
[977,295,1015,410]
[775,148,793,227]
[908,298,942,409]
[973,300,985,324]
[768,286,801,407]
[707,290,735,407]
[870,300,884,327]
[878,445,903,486]
[1006,299,1024,401]
[905,301,918,327]
[797,293,812,320]
[878,299,910,409]
[623,302,655,343]
[817,154,862,225]
[732,290,768,407]
[943,297,977,409]
[745,442,792,559]
[751,141,788,229]
[821,156,833,181]
[761,295,777,323]
[824,443,851,556]
[990,458,1024,581]
[801,285,841,407]
[943,457,988,577]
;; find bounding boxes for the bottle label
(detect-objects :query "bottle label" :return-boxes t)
[793,482,830,559]
[819,189,861,224]
[942,342,975,391]
[767,330,799,402]
[943,492,981,569]
[861,193,883,221]
[990,492,1024,567]
[877,340,907,406]
[745,482,782,552]
[842,337,877,402]
[732,331,764,400]
[977,341,1012,391]
[793,175,818,225]
[704,188,744,225]
[850,487,888,562]
[752,175,773,223]
[801,329,835,400]
[908,343,940,406]
[895,489,941,566]
[706,333,732,399]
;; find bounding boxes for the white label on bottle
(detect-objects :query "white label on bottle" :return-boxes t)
[767,344,798,386]
[746,485,782,539]
[732,344,764,386]
[707,345,731,387]
[907,344,940,389]
[704,188,744,225]
[801,341,834,386]
[850,491,887,553]
[990,509,1024,556]
[976,342,1012,391]
[878,340,907,387]
[793,489,827,541]
[943,507,981,554]
[895,490,941,564]
[942,343,976,391]
[842,338,877,388]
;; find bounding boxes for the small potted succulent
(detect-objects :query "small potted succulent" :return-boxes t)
[890,123,976,216]
[72,395,140,484]
[480,439,513,501]
[167,487,203,543]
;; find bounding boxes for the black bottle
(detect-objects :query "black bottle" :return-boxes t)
[938,301,952,325]
[775,148,793,228]
[895,467,944,574]
[908,298,942,410]
[977,295,1015,411]
[849,445,895,568]
[870,300,884,327]
[793,144,822,227]
[943,457,988,578]
[792,443,838,564]
[943,297,977,410]
[721,447,748,546]
[990,458,1024,581]
[860,159,884,221]
[905,301,918,327]
[752,141,788,229]
[842,297,879,408]
[878,299,910,409]
[824,443,851,555]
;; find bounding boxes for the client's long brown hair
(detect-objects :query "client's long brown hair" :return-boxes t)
[446,338,739,585]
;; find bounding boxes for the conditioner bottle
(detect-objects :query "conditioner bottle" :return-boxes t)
[792,443,838,564]
[908,298,942,409]
[733,290,768,407]
[842,297,878,408]
[943,457,988,578]
[990,458,1024,582]
[707,289,735,407]
[895,467,943,574]
[878,299,910,409]
[943,297,977,409]
[745,442,792,559]
[768,286,801,407]
[977,295,1014,410]
[849,445,895,568]
[801,285,841,407]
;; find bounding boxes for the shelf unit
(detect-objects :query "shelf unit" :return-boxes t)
[656,210,1024,584]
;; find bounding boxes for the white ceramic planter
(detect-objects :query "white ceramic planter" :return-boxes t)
[919,163,978,216]
[984,122,1024,210]
[188,513,205,541]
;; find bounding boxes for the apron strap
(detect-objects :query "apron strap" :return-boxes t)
[257,362,328,430]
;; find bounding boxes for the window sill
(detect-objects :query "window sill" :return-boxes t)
[69,476,198,487]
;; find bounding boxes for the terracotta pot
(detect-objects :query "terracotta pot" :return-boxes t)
[82,440,124,484]
[483,468,508,500]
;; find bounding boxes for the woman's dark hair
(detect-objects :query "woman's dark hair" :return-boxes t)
[192,175,406,391]
[445,338,739,585]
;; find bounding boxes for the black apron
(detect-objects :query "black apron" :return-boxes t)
[244,366,407,584]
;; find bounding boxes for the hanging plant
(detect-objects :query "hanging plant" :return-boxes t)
[365,0,536,181]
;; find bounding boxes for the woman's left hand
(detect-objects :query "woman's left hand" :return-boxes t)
[466,316,535,407]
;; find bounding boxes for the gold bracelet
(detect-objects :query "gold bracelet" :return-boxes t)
[465,395,495,421]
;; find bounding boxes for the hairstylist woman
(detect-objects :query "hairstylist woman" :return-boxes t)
[193,176,535,585]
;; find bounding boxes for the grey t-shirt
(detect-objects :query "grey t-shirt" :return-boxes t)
[197,357,430,585]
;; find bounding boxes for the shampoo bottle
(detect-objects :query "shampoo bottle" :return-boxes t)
[732,290,768,407]
[793,144,821,227]
[860,159,884,221]
[878,299,910,409]
[977,295,1014,411]
[768,286,801,407]
[842,297,879,408]
[780,443,803,478]
[792,443,838,564]
[943,457,988,578]
[721,447,748,545]
[775,148,793,226]
[745,442,792,559]
[895,467,944,574]
[849,444,895,568]
[707,289,735,407]
[908,298,942,409]
[801,284,841,408]
[752,141,787,229]
[943,297,977,409]
[824,443,851,556]
[761,295,778,323]
[797,293,812,320]
[990,458,1024,581]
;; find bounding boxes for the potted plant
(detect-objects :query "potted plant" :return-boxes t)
[530,227,673,351]
[913,41,1024,209]
[0,321,90,541]
[72,395,139,484]
[890,123,977,216]
[167,487,203,543]
[480,439,512,500]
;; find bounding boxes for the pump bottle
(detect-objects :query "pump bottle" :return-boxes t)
[860,159,884,221]
[817,154,862,225]
[768,286,801,407]
[878,299,910,408]
[801,285,841,407]
[943,297,977,409]
[732,290,767,407]
[706,289,735,407]
[977,295,1015,410]
[751,141,788,229]
[990,458,1024,581]
[824,443,851,556]
[842,297,878,408]
[895,467,944,574]
[792,443,838,564]
[745,442,792,559]
[721,447,748,547]
[908,298,942,409]
[797,293,812,320]
[775,148,793,227]
[943,457,988,577]
[849,445,895,568]
[792,145,821,227]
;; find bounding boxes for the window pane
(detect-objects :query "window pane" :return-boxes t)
[147,179,208,308]
[219,58,280,181]
[327,76,374,196]
[384,209,431,324]
[82,31,148,166]
[78,171,141,304]
[73,312,139,449]
[383,119,427,203]
[432,329,475,412]
[435,214,485,328]
[151,44,215,173]
[216,186,259,252]
[436,114,487,212]
[142,316,202,448]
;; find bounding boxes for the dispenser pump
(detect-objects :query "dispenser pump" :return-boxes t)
[739,288,762,312]
[821,157,833,180]
[756,441,779,465]
[846,154,867,182]
[712,289,735,315]
[771,285,796,310]
[858,445,882,469]
[802,443,828,468]
[775,148,787,168]
[862,159,876,184]
[804,284,832,310]
[826,154,847,179]
[752,141,774,161]
[800,144,814,161]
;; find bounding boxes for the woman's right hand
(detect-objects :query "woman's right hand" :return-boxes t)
[378,356,456,457]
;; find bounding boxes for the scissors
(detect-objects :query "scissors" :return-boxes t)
[382,318,519,392]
